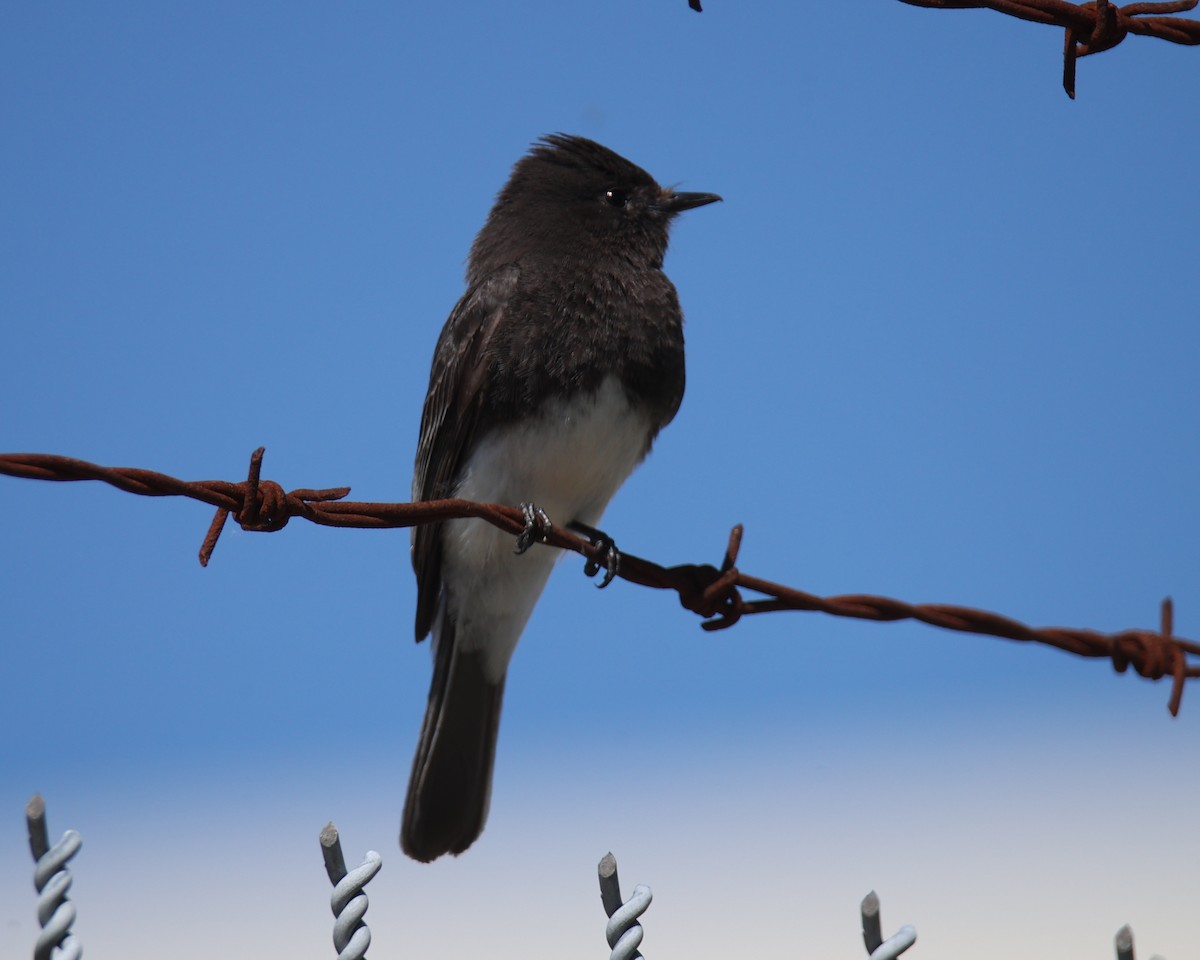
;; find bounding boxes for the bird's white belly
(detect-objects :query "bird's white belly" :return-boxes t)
[440,376,654,679]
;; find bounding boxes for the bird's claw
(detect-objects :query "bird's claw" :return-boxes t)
[514,502,552,555]
[569,521,620,588]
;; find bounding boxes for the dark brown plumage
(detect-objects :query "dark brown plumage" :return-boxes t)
[402,134,719,862]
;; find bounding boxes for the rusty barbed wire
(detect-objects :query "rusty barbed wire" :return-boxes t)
[895,0,1200,96]
[3,449,1197,715]
[686,0,1200,97]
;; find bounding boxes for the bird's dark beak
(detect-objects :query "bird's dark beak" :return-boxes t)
[657,190,722,213]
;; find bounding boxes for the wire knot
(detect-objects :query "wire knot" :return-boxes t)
[236,477,292,532]
[1108,599,1189,715]
[669,525,746,631]
[1072,0,1129,57]
[199,447,351,565]
[1109,632,1172,679]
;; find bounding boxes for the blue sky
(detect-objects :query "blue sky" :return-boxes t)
[2,3,1198,958]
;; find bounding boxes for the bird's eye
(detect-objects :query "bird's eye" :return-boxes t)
[604,189,629,208]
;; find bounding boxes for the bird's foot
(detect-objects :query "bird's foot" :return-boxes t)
[514,502,553,554]
[569,520,620,589]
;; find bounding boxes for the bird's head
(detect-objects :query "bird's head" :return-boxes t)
[468,134,720,279]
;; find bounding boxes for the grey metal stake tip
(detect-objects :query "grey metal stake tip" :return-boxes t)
[598,852,623,918]
[320,822,348,885]
[1115,924,1135,960]
[26,794,49,862]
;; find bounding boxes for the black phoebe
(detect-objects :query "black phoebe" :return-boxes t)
[401,134,719,862]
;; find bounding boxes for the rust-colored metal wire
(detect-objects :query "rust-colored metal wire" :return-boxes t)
[895,0,1200,96]
[3,449,1197,715]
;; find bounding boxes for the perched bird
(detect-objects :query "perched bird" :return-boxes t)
[402,134,719,862]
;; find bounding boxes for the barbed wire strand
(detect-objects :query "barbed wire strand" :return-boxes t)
[897,0,1200,97]
[3,449,1197,715]
[684,0,1200,98]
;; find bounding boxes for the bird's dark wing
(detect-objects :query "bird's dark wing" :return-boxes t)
[412,265,519,641]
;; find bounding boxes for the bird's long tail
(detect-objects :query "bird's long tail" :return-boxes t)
[400,615,506,863]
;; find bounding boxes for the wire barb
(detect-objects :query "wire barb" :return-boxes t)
[26,794,83,960]
[3,450,1197,715]
[320,822,382,960]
